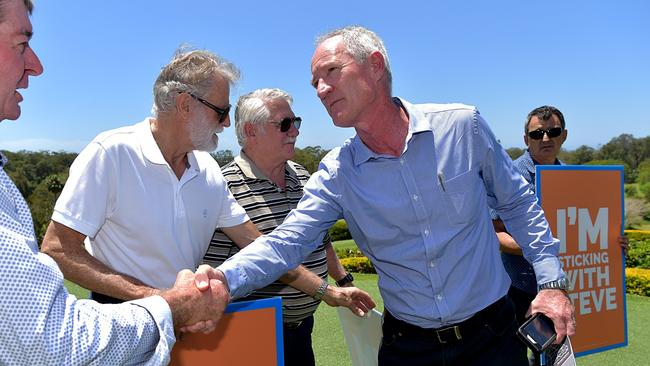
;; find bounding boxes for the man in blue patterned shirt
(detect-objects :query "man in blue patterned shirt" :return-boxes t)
[0,1,229,364]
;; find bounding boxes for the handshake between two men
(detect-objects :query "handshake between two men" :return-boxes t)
[165,265,376,334]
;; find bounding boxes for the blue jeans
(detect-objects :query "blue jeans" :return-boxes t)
[379,296,527,366]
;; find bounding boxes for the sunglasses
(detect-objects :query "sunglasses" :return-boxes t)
[269,117,302,132]
[527,127,563,140]
[187,92,231,123]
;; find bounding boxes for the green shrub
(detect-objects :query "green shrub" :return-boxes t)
[627,239,650,269]
[624,230,650,241]
[625,185,639,198]
[626,268,650,297]
[336,247,365,259]
[329,220,352,241]
[340,256,375,274]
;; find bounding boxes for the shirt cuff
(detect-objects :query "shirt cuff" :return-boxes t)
[218,261,250,299]
[532,257,566,286]
[129,295,176,363]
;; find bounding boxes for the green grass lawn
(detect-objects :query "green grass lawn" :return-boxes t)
[66,279,89,299]
[332,239,358,252]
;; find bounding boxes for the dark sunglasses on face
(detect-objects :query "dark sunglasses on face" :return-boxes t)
[269,117,302,132]
[527,127,563,140]
[185,92,231,123]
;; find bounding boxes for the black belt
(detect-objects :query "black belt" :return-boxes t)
[284,320,304,330]
[383,296,509,345]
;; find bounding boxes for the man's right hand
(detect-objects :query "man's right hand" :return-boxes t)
[194,264,229,292]
[160,269,230,334]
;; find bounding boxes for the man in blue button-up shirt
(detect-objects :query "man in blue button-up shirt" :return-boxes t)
[198,26,575,365]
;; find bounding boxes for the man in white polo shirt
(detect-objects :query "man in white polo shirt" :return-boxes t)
[42,48,372,313]
[41,49,249,302]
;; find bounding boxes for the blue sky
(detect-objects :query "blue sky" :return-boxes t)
[2,0,649,153]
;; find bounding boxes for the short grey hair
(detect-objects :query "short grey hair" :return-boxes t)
[151,48,240,116]
[234,88,293,147]
[0,0,34,22]
[316,25,392,94]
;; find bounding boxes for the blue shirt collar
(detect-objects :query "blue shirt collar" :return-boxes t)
[350,97,431,166]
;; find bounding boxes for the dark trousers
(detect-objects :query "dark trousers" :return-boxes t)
[378,296,528,366]
[90,291,124,304]
[508,286,541,366]
[283,315,315,366]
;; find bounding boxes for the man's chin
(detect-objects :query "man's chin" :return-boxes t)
[0,105,21,121]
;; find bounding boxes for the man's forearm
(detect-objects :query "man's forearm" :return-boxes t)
[278,265,325,297]
[42,221,158,300]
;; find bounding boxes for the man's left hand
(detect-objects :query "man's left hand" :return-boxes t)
[323,286,376,317]
[528,289,575,343]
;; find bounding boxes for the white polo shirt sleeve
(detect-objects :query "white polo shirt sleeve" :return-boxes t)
[53,141,115,238]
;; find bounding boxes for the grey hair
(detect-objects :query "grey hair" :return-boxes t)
[525,105,566,133]
[0,0,34,22]
[316,25,392,94]
[151,47,240,116]
[234,88,293,147]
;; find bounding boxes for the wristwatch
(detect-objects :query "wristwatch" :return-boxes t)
[538,278,569,292]
[313,280,329,301]
[336,272,354,287]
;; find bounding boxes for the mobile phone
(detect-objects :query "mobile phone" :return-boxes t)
[517,313,557,353]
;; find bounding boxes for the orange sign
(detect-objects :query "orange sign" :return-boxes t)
[170,297,284,365]
[537,166,627,356]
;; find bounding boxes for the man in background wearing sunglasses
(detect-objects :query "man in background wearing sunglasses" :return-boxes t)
[491,105,628,365]
[203,88,362,366]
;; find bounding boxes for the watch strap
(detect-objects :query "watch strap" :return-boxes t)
[336,272,354,287]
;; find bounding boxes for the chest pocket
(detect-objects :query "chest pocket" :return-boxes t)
[440,169,482,225]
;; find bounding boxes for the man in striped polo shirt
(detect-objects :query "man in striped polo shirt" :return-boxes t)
[202,88,357,366]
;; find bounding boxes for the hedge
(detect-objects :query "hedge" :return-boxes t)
[340,256,375,274]
[624,230,650,241]
[336,248,365,259]
[626,268,650,297]
[627,239,650,269]
[329,220,352,241]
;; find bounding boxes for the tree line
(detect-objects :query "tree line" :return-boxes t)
[3,134,650,243]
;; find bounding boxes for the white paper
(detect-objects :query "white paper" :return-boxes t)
[336,307,383,366]
[544,337,577,366]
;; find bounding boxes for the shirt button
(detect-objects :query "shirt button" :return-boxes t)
[424,229,430,236]
[413,194,419,201]
[400,158,405,165]
[429,260,435,268]
[436,294,443,301]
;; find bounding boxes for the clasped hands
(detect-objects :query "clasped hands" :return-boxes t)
[171,265,376,334]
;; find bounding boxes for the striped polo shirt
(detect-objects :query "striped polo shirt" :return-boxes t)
[203,152,328,323]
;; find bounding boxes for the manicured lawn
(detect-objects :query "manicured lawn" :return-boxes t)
[333,239,358,252]
[66,279,89,299]
[313,273,383,366]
